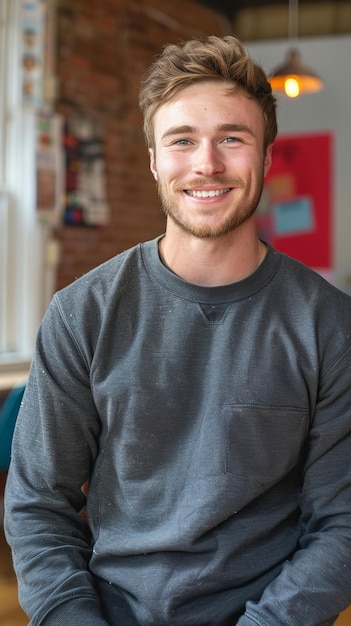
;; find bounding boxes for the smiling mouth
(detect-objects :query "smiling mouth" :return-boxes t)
[185,188,232,198]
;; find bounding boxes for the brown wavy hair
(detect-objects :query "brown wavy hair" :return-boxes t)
[139,35,277,153]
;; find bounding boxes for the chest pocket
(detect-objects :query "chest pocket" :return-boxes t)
[222,403,309,487]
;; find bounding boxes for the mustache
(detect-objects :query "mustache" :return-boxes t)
[171,177,245,191]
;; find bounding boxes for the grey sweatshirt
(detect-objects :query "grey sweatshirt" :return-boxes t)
[5,237,351,625]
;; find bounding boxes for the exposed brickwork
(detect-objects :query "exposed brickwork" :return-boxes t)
[54,0,223,290]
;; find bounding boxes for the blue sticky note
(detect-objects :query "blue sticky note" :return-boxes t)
[273,197,315,236]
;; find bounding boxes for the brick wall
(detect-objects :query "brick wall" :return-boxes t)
[54,0,224,290]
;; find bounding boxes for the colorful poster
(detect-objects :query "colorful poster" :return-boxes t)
[256,132,332,272]
[20,0,44,106]
[36,111,63,223]
[62,124,110,227]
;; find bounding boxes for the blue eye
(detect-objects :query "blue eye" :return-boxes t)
[223,137,241,143]
[175,139,191,145]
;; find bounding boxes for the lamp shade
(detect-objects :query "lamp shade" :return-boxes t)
[269,48,323,98]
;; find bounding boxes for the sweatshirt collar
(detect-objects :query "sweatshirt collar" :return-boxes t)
[141,236,284,305]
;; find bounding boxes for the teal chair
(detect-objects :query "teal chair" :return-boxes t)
[0,383,26,471]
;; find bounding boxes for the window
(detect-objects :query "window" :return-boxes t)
[0,0,57,366]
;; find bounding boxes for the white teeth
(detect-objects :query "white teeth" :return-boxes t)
[186,188,231,198]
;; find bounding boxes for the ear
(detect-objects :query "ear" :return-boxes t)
[263,144,273,178]
[149,148,158,181]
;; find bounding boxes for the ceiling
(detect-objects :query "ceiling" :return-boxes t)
[195,0,327,21]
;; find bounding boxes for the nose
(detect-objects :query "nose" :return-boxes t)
[192,142,225,176]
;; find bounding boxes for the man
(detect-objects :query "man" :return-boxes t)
[5,35,351,625]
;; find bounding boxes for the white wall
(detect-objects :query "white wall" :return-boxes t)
[247,35,351,292]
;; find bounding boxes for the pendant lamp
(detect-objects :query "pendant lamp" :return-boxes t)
[269,0,323,98]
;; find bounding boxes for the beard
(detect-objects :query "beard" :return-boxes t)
[157,173,265,239]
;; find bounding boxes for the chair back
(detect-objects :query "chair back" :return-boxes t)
[0,383,26,471]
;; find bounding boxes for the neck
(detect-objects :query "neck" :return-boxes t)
[159,224,266,287]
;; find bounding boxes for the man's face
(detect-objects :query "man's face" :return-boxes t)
[149,81,272,240]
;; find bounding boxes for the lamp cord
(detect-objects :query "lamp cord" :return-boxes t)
[288,0,299,41]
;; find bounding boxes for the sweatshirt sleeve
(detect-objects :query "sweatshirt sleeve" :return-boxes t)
[237,344,351,626]
[4,297,110,625]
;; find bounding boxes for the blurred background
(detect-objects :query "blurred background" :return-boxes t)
[1,0,351,368]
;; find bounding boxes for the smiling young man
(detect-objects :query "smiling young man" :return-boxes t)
[5,36,351,626]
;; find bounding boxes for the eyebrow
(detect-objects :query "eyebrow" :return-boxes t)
[161,123,255,141]
[161,125,195,141]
